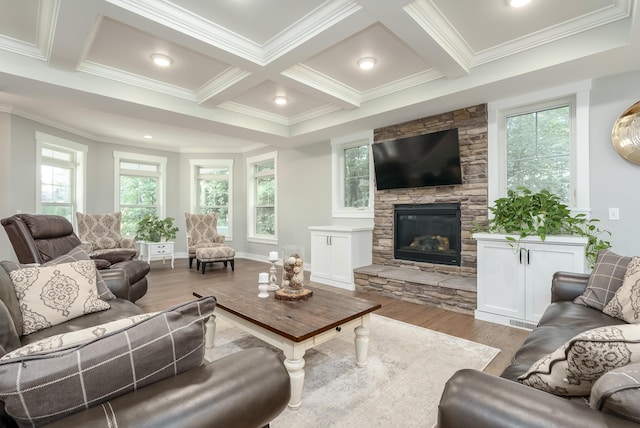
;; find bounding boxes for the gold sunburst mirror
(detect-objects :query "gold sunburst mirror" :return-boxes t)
[612,100,640,165]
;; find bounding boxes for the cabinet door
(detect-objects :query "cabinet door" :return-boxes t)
[310,232,332,278]
[525,243,585,322]
[328,234,352,283]
[476,240,525,319]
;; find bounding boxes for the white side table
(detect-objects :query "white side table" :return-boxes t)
[138,241,175,268]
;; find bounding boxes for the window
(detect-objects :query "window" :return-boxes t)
[246,152,277,243]
[114,152,167,237]
[331,131,374,218]
[488,81,590,212]
[36,132,87,225]
[190,159,233,238]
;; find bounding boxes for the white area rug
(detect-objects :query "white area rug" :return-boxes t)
[205,314,500,428]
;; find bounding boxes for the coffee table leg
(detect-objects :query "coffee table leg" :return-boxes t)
[283,348,306,409]
[205,315,216,349]
[354,315,371,367]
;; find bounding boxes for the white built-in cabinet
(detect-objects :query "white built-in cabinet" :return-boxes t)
[474,233,588,329]
[309,226,373,290]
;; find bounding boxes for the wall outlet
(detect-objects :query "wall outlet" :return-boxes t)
[608,208,620,221]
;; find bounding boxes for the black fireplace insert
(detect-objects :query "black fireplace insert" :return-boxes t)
[394,203,461,266]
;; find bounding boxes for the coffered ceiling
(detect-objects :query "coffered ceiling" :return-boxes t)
[0,0,638,152]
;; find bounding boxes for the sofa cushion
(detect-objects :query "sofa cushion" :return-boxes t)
[0,299,21,354]
[0,296,215,427]
[603,257,640,323]
[0,265,23,336]
[518,324,640,396]
[574,250,631,311]
[589,362,640,422]
[8,260,110,335]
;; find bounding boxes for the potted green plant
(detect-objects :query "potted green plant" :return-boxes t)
[474,187,611,267]
[134,214,179,242]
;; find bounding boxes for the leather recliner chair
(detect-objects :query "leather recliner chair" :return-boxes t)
[1,213,149,302]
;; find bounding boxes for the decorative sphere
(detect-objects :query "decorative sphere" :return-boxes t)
[288,256,296,265]
[295,258,303,267]
[293,266,301,274]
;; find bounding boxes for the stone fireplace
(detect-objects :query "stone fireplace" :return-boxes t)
[354,104,488,314]
[394,203,461,266]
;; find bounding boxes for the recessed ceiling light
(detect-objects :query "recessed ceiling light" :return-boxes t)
[357,57,377,70]
[143,135,153,139]
[151,53,173,67]
[506,0,530,7]
[273,95,289,105]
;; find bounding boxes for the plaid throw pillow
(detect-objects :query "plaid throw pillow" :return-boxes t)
[0,296,215,427]
[574,250,631,311]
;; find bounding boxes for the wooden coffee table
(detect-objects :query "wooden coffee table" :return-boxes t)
[193,282,381,409]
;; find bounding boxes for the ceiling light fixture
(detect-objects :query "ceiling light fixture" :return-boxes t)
[273,95,289,105]
[506,0,531,7]
[151,53,173,67]
[357,57,377,70]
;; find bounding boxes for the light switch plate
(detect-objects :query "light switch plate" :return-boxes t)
[609,208,620,220]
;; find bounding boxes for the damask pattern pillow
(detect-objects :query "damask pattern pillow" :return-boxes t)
[8,260,110,335]
[574,250,631,310]
[590,362,640,422]
[518,324,640,396]
[76,212,124,250]
[603,257,640,323]
[0,296,215,427]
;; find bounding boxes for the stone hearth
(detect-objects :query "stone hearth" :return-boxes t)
[354,104,488,315]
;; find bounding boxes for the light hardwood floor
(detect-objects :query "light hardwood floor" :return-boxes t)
[137,258,528,375]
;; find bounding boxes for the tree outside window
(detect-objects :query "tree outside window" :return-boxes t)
[343,144,370,208]
[196,165,231,236]
[506,105,571,203]
[255,161,275,236]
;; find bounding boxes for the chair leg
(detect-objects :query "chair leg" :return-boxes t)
[189,257,194,269]
[223,261,228,268]
[201,262,206,274]
[196,259,200,270]
[230,260,235,271]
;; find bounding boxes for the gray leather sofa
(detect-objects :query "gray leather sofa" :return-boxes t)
[0,266,290,427]
[438,271,638,428]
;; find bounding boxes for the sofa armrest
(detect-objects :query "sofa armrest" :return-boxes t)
[98,269,130,300]
[438,369,636,428]
[43,348,290,428]
[551,271,590,302]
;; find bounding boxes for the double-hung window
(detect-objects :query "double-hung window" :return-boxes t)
[331,131,374,218]
[190,159,233,238]
[489,82,590,212]
[114,152,167,237]
[246,152,277,243]
[36,132,87,225]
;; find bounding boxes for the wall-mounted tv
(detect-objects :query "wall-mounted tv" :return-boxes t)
[371,128,462,190]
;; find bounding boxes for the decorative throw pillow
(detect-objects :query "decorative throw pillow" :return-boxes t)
[603,257,640,323]
[76,212,124,250]
[518,324,640,396]
[0,296,215,427]
[590,362,640,422]
[1,312,156,361]
[574,250,631,310]
[8,260,110,335]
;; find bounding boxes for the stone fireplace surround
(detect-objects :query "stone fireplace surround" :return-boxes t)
[354,104,488,315]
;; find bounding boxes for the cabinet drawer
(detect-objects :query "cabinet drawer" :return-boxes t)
[148,244,173,256]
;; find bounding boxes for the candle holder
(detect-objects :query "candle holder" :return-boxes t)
[258,272,269,298]
[268,255,279,291]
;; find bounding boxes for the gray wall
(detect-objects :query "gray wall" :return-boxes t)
[589,69,640,256]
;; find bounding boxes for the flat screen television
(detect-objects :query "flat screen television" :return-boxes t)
[371,128,462,190]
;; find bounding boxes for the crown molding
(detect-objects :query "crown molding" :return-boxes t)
[77,60,196,101]
[218,101,290,126]
[282,64,360,107]
[361,69,443,102]
[196,67,252,104]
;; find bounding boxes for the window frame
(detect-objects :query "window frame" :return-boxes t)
[488,81,591,214]
[113,151,167,237]
[189,158,234,240]
[35,132,87,227]
[246,151,277,244]
[330,130,374,218]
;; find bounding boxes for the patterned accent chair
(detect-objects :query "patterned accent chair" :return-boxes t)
[76,212,138,264]
[184,213,226,269]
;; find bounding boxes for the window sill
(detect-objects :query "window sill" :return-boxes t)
[332,209,374,219]
[247,236,278,245]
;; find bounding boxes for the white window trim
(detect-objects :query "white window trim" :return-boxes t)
[330,130,374,218]
[113,151,167,217]
[189,158,234,241]
[246,151,277,244]
[488,80,591,215]
[35,132,87,226]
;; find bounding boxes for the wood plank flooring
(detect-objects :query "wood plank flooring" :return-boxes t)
[137,258,528,375]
